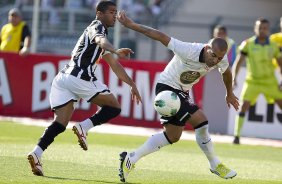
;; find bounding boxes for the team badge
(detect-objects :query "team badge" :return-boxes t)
[180,71,200,84]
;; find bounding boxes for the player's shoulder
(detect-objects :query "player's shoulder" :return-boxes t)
[1,23,11,30]
[240,36,256,47]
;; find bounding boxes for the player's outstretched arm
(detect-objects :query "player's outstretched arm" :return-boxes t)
[102,53,142,104]
[95,36,133,59]
[222,68,239,111]
[117,10,171,47]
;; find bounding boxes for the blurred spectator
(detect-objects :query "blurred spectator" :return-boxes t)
[41,0,61,28]
[150,0,163,16]
[270,17,282,51]
[270,17,282,68]
[0,8,31,56]
[14,0,31,9]
[86,0,98,9]
[130,0,147,23]
[213,25,236,66]
[64,0,83,10]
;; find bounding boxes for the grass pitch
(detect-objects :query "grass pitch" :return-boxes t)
[0,121,282,184]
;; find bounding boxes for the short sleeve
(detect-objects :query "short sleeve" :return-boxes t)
[239,40,248,55]
[88,21,107,43]
[22,24,31,38]
[167,37,194,59]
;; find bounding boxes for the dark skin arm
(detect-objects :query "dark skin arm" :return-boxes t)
[222,67,240,111]
[117,10,171,47]
[102,53,142,104]
[95,36,133,59]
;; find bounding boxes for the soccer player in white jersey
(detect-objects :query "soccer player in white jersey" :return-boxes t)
[117,11,240,182]
[27,1,142,176]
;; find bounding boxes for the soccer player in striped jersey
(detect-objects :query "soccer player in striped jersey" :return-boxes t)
[232,18,282,144]
[27,1,142,176]
[117,11,239,182]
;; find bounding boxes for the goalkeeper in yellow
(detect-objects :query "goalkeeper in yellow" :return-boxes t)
[232,18,282,144]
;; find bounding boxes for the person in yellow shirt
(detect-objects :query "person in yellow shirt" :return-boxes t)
[0,8,31,56]
[271,17,282,51]
[270,17,282,68]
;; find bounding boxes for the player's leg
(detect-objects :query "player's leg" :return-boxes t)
[233,82,258,144]
[233,100,250,144]
[27,73,76,176]
[188,109,236,179]
[73,80,121,150]
[27,102,74,176]
[118,83,188,182]
[119,124,180,182]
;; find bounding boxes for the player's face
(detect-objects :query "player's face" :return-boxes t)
[213,29,226,39]
[204,45,226,67]
[254,21,269,38]
[8,14,21,26]
[98,6,117,28]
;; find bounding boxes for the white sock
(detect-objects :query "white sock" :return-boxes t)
[129,132,170,164]
[32,145,43,158]
[195,124,220,169]
[79,118,94,132]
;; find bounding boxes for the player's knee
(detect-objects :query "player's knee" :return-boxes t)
[166,133,181,143]
[170,136,181,143]
[109,106,121,118]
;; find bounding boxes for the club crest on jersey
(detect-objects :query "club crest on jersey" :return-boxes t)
[180,71,200,84]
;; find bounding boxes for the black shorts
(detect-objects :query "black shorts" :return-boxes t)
[155,83,199,126]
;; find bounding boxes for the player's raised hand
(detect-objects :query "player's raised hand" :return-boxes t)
[117,10,134,27]
[116,48,134,59]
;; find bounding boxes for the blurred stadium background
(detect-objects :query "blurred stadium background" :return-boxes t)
[1,0,282,140]
[1,0,281,61]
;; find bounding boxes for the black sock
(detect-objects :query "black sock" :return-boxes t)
[37,121,66,151]
[90,106,121,126]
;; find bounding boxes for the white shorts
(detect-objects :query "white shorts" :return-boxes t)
[50,72,111,110]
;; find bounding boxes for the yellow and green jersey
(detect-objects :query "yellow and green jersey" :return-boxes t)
[239,36,281,83]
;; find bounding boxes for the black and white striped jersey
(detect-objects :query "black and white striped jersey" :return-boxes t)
[62,20,108,82]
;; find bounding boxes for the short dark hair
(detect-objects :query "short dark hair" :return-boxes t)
[96,0,116,13]
[256,17,269,25]
[214,25,227,33]
[211,37,228,52]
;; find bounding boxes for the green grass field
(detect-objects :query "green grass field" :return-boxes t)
[1,121,282,184]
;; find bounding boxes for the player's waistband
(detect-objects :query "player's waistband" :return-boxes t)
[61,64,97,82]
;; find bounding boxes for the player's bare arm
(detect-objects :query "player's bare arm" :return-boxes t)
[102,53,142,104]
[19,35,31,56]
[117,10,170,46]
[232,53,246,87]
[95,36,133,59]
[222,68,239,110]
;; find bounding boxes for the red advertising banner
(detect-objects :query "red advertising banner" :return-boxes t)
[0,52,203,129]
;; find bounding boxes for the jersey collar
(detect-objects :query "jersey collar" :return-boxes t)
[255,36,270,45]
[199,47,205,63]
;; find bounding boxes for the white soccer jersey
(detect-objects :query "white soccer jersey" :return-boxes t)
[158,37,229,91]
